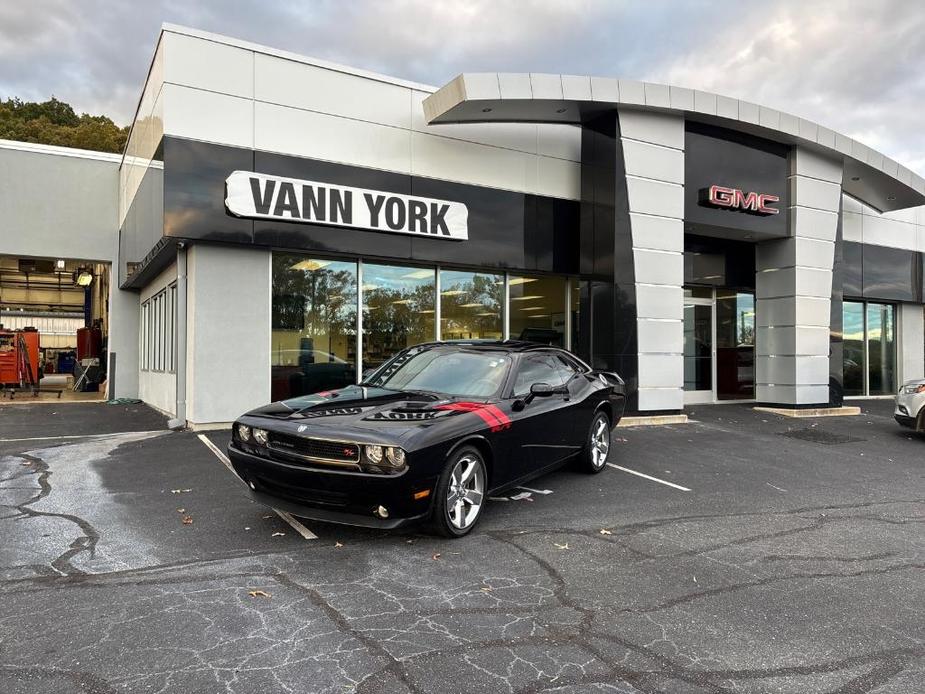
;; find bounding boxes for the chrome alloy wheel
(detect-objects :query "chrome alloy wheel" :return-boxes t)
[590,415,610,469]
[445,454,485,530]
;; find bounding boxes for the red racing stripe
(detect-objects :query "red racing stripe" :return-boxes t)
[436,402,510,432]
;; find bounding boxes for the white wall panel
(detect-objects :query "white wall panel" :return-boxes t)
[626,178,684,218]
[617,109,683,149]
[163,83,253,149]
[636,284,684,320]
[621,139,684,184]
[536,124,582,161]
[255,101,412,174]
[163,31,254,99]
[637,387,683,411]
[633,250,683,286]
[637,319,683,354]
[789,175,841,211]
[637,354,683,387]
[186,246,270,424]
[628,214,683,252]
[256,54,409,129]
[862,214,916,250]
[411,130,538,194]
[535,157,581,200]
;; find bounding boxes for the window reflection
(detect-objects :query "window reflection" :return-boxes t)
[867,302,895,394]
[843,302,865,396]
[271,255,357,400]
[716,291,755,400]
[439,270,503,340]
[842,300,895,396]
[363,264,435,371]
[509,275,566,346]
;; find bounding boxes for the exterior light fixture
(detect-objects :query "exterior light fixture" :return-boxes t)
[55,259,66,270]
[75,270,93,286]
[887,195,896,201]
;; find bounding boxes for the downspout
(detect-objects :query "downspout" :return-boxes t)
[172,242,188,428]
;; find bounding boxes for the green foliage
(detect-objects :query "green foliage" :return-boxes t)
[0,96,128,154]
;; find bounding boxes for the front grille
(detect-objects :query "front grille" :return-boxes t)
[267,432,360,464]
[254,474,349,508]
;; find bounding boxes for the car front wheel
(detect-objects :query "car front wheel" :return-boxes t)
[577,411,611,474]
[430,446,486,537]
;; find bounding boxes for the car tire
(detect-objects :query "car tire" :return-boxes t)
[430,446,487,538]
[917,408,925,433]
[577,411,611,474]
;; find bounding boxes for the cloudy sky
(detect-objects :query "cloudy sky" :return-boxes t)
[2,0,923,173]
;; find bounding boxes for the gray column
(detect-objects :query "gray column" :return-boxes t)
[756,147,843,406]
[617,108,685,411]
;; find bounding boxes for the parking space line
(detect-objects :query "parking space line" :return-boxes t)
[0,430,165,443]
[196,434,318,540]
[606,463,691,492]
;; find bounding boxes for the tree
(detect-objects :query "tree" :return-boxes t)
[0,97,128,154]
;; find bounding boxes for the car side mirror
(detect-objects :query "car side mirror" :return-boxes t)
[530,382,556,397]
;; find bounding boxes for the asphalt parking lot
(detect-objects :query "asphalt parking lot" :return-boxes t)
[0,400,922,693]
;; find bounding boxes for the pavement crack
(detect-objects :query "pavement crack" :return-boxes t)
[4,453,101,577]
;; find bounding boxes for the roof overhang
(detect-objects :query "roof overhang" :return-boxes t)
[424,73,925,213]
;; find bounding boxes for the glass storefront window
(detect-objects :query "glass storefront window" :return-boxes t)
[362,264,435,372]
[683,303,712,392]
[843,301,865,396]
[867,302,895,394]
[271,255,358,401]
[842,300,895,396]
[439,270,503,340]
[715,291,755,400]
[509,275,567,347]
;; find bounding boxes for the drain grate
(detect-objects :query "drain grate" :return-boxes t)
[779,429,865,445]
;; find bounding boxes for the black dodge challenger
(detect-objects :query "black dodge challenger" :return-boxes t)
[227,341,626,537]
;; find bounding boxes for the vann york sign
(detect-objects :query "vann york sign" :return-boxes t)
[700,184,780,216]
[225,171,469,241]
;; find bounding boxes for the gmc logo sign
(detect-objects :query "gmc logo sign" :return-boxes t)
[700,185,780,216]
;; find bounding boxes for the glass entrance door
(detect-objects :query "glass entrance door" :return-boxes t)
[684,289,714,404]
[684,288,756,404]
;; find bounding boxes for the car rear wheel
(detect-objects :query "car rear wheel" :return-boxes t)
[430,446,486,537]
[577,411,611,474]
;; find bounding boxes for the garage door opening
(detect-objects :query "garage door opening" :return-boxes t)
[0,255,111,402]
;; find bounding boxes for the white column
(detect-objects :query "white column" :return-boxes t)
[617,108,685,411]
[755,147,842,405]
[898,303,925,383]
[186,245,271,425]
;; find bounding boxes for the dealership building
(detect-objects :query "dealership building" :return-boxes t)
[1,24,923,425]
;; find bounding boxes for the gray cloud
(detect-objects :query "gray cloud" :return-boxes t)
[1,0,922,174]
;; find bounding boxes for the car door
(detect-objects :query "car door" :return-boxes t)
[554,352,598,449]
[508,351,575,477]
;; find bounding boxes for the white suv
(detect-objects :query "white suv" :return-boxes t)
[894,379,925,431]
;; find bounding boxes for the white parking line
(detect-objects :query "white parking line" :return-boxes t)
[196,434,318,540]
[606,463,691,492]
[0,430,165,443]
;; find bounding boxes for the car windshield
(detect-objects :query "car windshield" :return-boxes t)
[366,348,511,398]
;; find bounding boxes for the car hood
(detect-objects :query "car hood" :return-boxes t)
[240,385,499,446]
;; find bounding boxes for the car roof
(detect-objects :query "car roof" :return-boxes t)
[414,340,567,354]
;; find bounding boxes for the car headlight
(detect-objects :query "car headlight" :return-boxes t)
[385,447,406,468]
[253,428,269,446]
[365,444,383,464]
[236,423,251,441]
[904,383,925,394]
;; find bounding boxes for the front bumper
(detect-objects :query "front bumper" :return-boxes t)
[894,392,924,430]
[226,445,437,529]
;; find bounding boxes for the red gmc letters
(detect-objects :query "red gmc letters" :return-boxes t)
[703,185,780,215]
